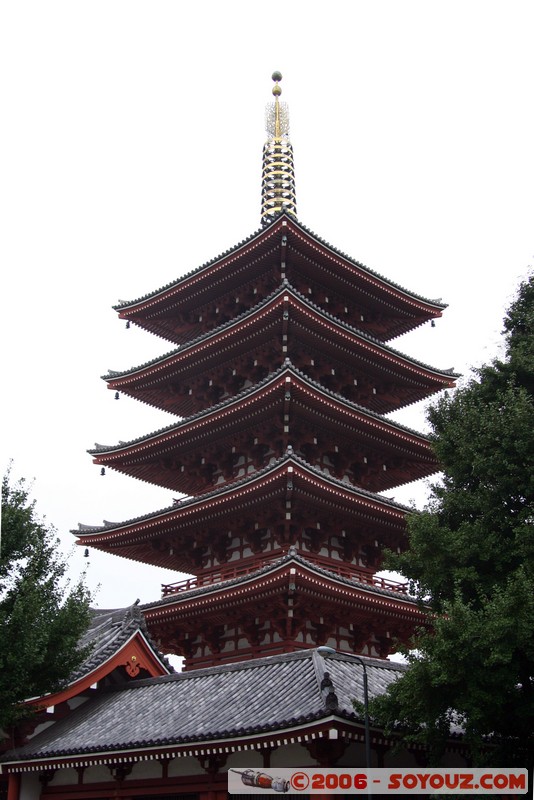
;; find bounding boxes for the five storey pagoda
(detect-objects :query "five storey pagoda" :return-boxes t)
[77,73,456,671]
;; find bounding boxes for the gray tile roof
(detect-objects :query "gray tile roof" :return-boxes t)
[4,649,405,764]
[69,603,173,684]
[106,281,457,383]
[75,449,411,536]
[113,213,446,312]
[142,550,416,615]
[91,359,434,456]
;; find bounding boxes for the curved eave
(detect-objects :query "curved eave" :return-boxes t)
[114,218,282,314]
[74,455,409,563]
[2,708,392,774]
[142,555,424,623]
[284,220,446,337]
[114,215,446,336]
[97,363,434,455]
[0,717,340,774]
[105,284,457,412]
[90,365,438,493]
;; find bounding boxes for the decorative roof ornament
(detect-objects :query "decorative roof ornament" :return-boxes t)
[261,71,297,225]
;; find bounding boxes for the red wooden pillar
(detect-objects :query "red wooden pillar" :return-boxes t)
[7,774,20,800]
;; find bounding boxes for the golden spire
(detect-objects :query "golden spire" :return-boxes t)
[261,72,297,225]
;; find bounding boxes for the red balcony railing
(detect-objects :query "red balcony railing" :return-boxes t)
[161,557,408,597]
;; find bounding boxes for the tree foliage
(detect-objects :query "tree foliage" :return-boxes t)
[370,274,534,768]
[0,467,92,730]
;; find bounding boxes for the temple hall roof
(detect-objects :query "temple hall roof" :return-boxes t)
[21,603,173,716]
[2,649,405,769]
[71,604,173,682]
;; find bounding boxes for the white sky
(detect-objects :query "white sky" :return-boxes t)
[1,1,533,609]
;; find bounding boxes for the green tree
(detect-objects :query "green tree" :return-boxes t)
[370,274,534,768]
[0,466,92,730]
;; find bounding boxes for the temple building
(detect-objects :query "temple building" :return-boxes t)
[0,74,466,800]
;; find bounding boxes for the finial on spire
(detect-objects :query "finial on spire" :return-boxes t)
[261,72,297,225]
[271,71,283,139]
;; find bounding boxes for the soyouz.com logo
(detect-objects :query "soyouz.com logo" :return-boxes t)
[228,767,528,794]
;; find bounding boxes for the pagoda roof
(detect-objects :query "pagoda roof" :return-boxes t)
[76,448,409,526]
[113,214,447,344]
[105,282,457,416]
[144,549,418,612]
[74,451,409,570]
[1,649,407,772]
[91,362,438,495]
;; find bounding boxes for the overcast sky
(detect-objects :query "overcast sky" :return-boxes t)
[1,1,533,609]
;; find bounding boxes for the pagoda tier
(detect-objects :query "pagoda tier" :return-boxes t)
[91,364,439,496]
[76,452,409,578]
[113,215,447,346]
[141,551,427,669]
[106,283,457,417]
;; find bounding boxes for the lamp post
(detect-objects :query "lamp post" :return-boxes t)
[316,646,372,778]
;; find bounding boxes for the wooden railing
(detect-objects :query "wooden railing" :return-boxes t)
[161,557,408,597]
[161,561,272,596]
